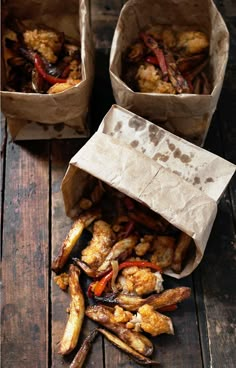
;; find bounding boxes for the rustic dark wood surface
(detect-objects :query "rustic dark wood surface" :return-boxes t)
[1,1,236,367]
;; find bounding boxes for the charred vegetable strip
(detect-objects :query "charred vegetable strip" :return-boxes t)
[52,208,101,273]
[59,265,85,355]
[157,304,178,312]
[34,54,68,84]
[86,305,153,356]
[70,329,99,368]
[164,49,190,93]
[95,287,190,312]
[98,328,159,366]
[128,208,168,232]
[183,58,209,82]
[93,261,162,297]
[140,32,168,80]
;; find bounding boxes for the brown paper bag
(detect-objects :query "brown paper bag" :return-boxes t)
[109,0,229,146]
[61,105,235,278]
[1,0,94,140]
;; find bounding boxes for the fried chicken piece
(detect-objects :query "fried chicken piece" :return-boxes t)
[150,236,176,269]
[176,31,209,56]
[113,305,133,323]
[131,304,174,336]
[135,235,153,257]
[54,272,69,291]
[81,220,116,269]
[155,80,176,94]
[23,29,63,63]
[97,235,138,273]
[136,63,161,92]
[117,258,163,296]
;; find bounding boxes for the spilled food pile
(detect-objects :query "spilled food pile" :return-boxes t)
[123,25,211,94]
[2,16,82,94]
[52,180,191,367]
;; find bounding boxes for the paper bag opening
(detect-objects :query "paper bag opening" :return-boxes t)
[109,0,229,146]
[61,105,235,278]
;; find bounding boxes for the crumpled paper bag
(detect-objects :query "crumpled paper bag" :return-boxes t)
[61,105,235,278]
[1,0,94,140]
[109,0,229,146]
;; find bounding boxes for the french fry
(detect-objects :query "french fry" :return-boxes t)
[98,328,159,366]
[52,208,101,273]
[95,286,191,312]
[59,265,85,355]
[171,232,192,273]
[70,329,99,368]
[85,304,153,357]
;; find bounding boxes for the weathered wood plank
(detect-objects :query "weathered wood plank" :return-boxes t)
[1,140,50,368]
[194,191,236,368]
[194,90,236,367]
[0,113,7,249]
[50,139,104,368]
[90,0,123,134]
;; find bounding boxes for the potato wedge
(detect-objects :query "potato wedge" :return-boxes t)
[52,208,101,273]
[85,304,153,356]
[59,265,85,355]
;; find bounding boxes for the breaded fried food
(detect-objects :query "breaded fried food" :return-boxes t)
[85,304,153,356]
[176,31,209,56]
[97,235,138,273]
[23,29,63,63]
[150,236,176,268]
[81,220,116,269]
[54,272,69,291]
[117,259,163,296]
[131,304,174,336]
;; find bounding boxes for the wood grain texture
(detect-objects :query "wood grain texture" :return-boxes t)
[195,92,236,367]
[50,139,104,368]
[1,113,7,249]
[1,140,50,368]
[90,0,123,134]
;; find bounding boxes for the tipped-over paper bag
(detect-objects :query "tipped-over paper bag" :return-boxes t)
[110,0,229,146]
[1,0,94,140]
[61,105,235,278]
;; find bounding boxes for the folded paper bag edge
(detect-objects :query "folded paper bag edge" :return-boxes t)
[98,104,236,203]
[62,131,217,278]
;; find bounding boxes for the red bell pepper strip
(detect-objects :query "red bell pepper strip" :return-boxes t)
[157,304,178,312]
[145,56,159,66]
[93,261,162,297]
[140,33,168,81]
[34,54,68,84]
[87,281,97,298]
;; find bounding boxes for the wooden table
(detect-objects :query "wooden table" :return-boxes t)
[1,1,236,367]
